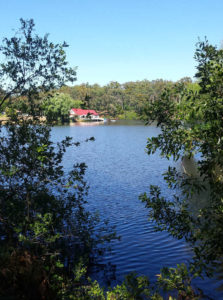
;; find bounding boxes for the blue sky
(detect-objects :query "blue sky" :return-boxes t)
[0,0,223,85]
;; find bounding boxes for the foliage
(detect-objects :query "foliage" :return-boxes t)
[157,264,204,300]
[118,110,139,120]
[0,18,76,115]
[106,272,151,300]
[42,92,82,122]
[0,19,116,299]
[47,264,203,300]
[141,39,223,277]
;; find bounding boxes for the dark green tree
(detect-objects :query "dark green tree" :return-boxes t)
[141,39,223,277]
[0,19,115,299]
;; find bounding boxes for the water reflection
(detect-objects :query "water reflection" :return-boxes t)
[69,121,105,126]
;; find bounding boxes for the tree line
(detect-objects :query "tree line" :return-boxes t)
[1,75,199,123]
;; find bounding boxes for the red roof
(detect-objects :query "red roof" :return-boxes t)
[71,109,98,116]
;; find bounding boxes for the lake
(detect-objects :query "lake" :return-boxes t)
[51,120,222,299]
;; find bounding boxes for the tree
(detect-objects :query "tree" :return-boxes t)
[42,92,82,123]
[141,39,223,277]
[0,19,116,299]
[0,18,76,114]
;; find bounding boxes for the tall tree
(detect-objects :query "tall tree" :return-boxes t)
[0,19,115,299]
[141,39,223,277]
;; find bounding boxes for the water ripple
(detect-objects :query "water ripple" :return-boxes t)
[51,122,223,299]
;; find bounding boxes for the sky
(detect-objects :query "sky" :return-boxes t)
[0,0,223,86]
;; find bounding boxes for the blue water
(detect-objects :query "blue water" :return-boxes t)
[51,120,223,299]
